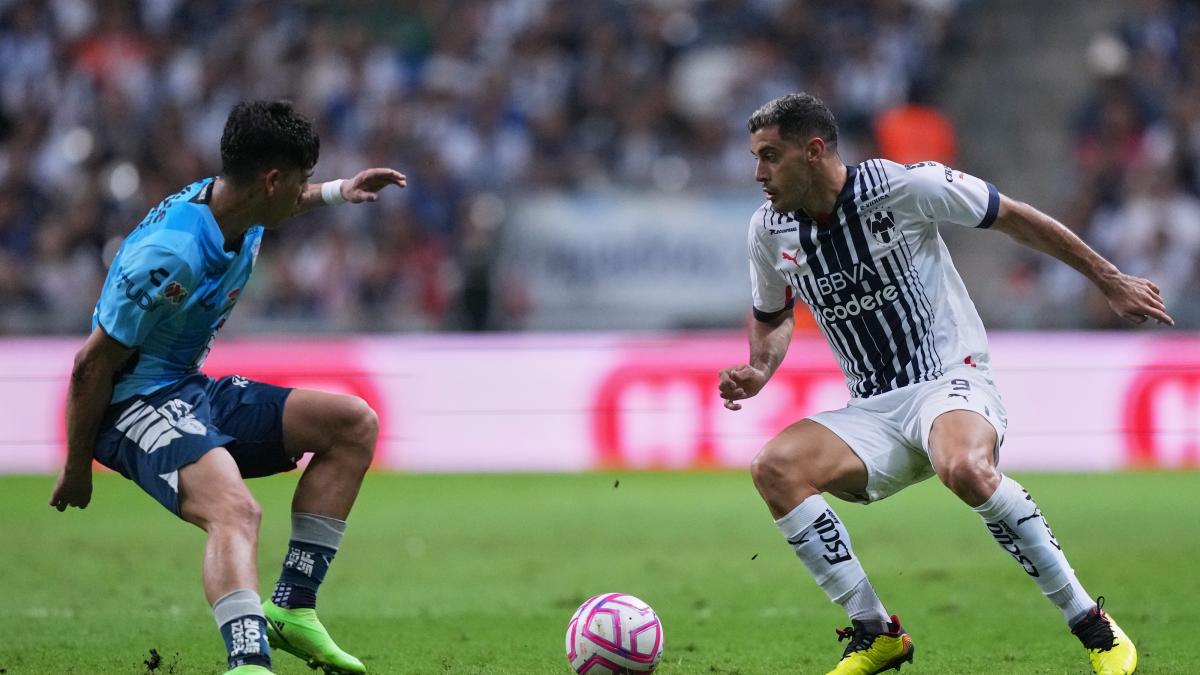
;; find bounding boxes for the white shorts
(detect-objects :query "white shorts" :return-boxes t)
[810,366,1008,504]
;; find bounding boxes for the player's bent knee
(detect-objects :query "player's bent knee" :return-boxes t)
[749,445,783,488]
[337,396,378,466]
[350,398,379,444]
[214,492,262,532]
[934,448,998,497]
[179,449,263,531]
[751,444,816,498]
[187,490,262,535]
[357,400,380,447]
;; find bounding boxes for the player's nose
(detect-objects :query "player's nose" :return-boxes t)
[754,160,768,181]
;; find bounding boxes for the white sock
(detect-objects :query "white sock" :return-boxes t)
[1049,578,1097,627]
[973,476,1095,624]
[841,578,891,625]
[775,494,889,623]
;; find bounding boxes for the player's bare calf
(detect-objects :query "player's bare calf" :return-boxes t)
[284,390,379,518]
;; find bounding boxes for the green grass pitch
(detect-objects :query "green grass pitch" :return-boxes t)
[1,471,1196,674]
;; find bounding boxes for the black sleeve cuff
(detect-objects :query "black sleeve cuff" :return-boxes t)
[753,298,794,322]
[978,182,1000,228]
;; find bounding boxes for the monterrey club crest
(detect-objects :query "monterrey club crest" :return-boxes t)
[867,211,897,245]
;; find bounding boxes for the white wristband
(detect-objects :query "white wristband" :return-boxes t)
[321,179,346,206]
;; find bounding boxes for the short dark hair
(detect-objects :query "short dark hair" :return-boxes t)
[220,100,319,184]
[747,93,838,148]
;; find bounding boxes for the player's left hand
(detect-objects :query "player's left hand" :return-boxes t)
[718,364,769,411]
[49,466,93,511]
[341,168,406,203]
[1103,273,1174,326]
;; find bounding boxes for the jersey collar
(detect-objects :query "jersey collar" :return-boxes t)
[193,178,241,271]
[793,165,857,226]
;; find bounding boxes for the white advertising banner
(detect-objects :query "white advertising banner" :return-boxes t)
[501,192,760,329]
[1,333,1197,474]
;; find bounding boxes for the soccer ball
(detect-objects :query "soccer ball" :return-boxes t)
[565,593,664,673]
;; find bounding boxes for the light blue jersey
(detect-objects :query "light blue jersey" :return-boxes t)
[93,179,263,403]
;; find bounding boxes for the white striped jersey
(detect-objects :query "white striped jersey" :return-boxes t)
[748,159,1000,398]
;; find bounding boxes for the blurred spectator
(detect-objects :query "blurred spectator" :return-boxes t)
[1036,2,1200,328]
[873,85,958,165]
[1072,34,1163,207]
[0,0,967,333]
[1090,157,1200,326]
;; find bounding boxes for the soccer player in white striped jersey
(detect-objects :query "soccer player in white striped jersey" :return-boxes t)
[719,93,1171,675]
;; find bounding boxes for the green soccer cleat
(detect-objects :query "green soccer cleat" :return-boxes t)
[263,600,366,674]
[223,666,273,674]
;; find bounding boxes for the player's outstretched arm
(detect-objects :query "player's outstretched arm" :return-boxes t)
[50,327,133,512]
[294,167,407,215]
[990,194,1174,326]
[719,310,794,411]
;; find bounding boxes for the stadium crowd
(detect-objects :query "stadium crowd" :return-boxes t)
[0,0,970,332]
[5,0,1190,334]
[1044,0,1200,328]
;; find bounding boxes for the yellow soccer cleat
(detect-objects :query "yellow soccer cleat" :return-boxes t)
[1071,597,1137,675]
[223,666,273,674]
[826,614,915,675]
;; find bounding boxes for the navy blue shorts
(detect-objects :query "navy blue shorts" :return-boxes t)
[94,373,297,516]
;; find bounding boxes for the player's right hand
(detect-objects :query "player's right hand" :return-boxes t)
[341,168,406,203]
[49,467,93,511]
[1102,273,1175,326]
[718,364,769,411]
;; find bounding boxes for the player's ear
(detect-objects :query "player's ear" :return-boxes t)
[806,136,825,162]
[262,168,282,197]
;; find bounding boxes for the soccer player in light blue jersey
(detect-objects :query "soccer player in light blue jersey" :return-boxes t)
[49,100,405,675]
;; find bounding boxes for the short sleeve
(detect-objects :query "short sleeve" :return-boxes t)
[748,215,794,322]
[95,244,197,348]
[902,161,1000,229]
